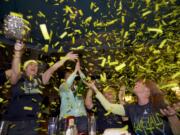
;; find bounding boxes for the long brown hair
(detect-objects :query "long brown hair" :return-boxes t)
[143,79,167,112]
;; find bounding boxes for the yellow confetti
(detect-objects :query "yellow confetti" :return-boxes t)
[58,46,63,53]
[37,11,46,18]
[72,36,75,44]
[24,106,33,111]
[129,22,136,28]
[0,98,3,103]
[138,65,146,70]
[115,63,126,72]
[94,38,102,45]
[10,12,23,18]
[84,16,92,24]
[171,72,180,79]
[121,15,125,24]
[104,111,111,116]
[48,62,54,66]
[124,31,128,39]
[39,24,50,40]
[100,72,107,82]
[64,6,73,14]
[59,31,68,39]
[159,39,167,48]
[41,44,49,53]
[71,45,85,51]
[103,86,110,92]
[0,44,5,48]
[100,58,106,67]
[78,9,83,16]
[142,10,152,17]
[54,86,59,92]
[147,27,163,34]
[160,83,179,89]
[37,113,42,118]
[109,60,119,66]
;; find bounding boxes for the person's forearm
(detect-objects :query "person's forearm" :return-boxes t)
[11,51,22,84]
[168,115,180,135]
[42,59,66,84]
[85,89,94,109]
[79,70,86,80]
[95,91,125,116]
[66,70,77,87]
[12,51,21,74]
[47,59,66,74]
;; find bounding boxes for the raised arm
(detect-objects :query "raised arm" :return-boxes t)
[76,60,86,80]
[60,60,80,90]
[85,89,94,109]
[86,81,126,116]
[42,52,78,85]
[10,41,24,84]
[65,70,77,88]
[160,104,180,135]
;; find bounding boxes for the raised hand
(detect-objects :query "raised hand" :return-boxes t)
[84,81,98,93]
[65,51,78,61]
[75,59,81,71]
[14,40,24,51]
[160,106,176,117]
[172,102,180,112]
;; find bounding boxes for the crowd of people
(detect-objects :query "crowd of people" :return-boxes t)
[0,41,179,135]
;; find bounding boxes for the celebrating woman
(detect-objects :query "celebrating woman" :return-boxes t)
[2,41,78,135]
[85,79,175,135]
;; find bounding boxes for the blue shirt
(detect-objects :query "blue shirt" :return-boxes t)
[59,71,87,119]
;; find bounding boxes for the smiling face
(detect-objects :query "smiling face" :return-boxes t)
[25,62,38,77]
[103,87,117,103]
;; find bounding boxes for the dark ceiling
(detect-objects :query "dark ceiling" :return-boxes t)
[0,0,179,85]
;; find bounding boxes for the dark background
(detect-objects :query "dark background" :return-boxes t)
[0,0,179,80]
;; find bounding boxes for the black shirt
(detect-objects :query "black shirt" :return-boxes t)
[3,74,44,121]
[0,69,7,86]
[91,99,125,134]
[125,103,173,135]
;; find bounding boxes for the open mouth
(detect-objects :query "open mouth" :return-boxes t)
[30,69,36,73]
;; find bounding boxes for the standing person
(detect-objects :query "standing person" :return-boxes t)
[85,86,128,134]
[85,79,175,135]
[2,41,78,135]
[59,60,88,134]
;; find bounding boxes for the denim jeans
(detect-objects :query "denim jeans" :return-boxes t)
[1,120,39,135]
[58,116,88,134]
